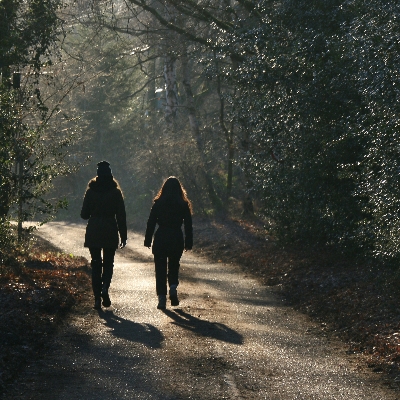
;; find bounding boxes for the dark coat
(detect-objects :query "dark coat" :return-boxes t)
[144,197,193,255]
[81,177,127,249]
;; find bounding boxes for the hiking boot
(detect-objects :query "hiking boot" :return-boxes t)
[157,295,166,310]
[101,288,111,307]
[169,285,179,306]
[94,297,101,310]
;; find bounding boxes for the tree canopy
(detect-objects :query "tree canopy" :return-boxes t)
[30,0,400,263]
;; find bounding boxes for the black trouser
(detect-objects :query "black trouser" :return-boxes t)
[154,250,182,295]
[90,247,116,297]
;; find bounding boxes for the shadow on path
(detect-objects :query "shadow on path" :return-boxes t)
[98,310,164,348]
[163,309,243,344]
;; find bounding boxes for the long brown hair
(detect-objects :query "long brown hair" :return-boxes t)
[154,176,192,214]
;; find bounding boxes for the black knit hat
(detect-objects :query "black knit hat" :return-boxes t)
[97,161,113,177]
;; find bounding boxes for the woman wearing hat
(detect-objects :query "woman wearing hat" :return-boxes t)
[144,176,193,309]
[81,161,127,309]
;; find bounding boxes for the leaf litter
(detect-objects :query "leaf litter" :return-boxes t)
[0,235,91,395]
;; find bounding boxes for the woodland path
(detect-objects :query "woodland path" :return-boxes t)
[3,221,398,399]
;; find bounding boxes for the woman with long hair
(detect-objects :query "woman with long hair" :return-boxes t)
[81,161,127,310]
[144,176,193,309]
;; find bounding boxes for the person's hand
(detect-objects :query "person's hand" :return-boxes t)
[119,240,127,249]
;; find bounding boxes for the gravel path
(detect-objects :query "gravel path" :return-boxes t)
[4,221,398,399]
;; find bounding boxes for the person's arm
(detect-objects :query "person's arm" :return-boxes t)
[144,203,158,247]
[116,190,127,247]
[183,203,193,250]
[80,190,91,220]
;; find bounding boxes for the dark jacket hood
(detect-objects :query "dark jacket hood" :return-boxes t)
[88,176,117,193]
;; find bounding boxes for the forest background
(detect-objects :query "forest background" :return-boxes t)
[2,0,400,262]
[1,0,400,388]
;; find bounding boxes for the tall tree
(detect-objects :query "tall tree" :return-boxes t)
[0,0,79,241]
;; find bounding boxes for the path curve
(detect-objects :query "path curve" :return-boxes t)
[4,222,398,399]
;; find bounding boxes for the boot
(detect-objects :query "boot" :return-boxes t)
[169,285,179,306]
[157,295,166,310]
[101,286,111,307]
[91,260,102,301]
[94,296,101,310]
[102,261,113,307]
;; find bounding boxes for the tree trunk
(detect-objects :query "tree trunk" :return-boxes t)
[147,51,156,112]
[17,157,23,241]
[215,54,236,206]
[163,54,178,133]
[181,49,223,211]
[240,125,254,217]
[162,2,179,134]
[227,140,234,200]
